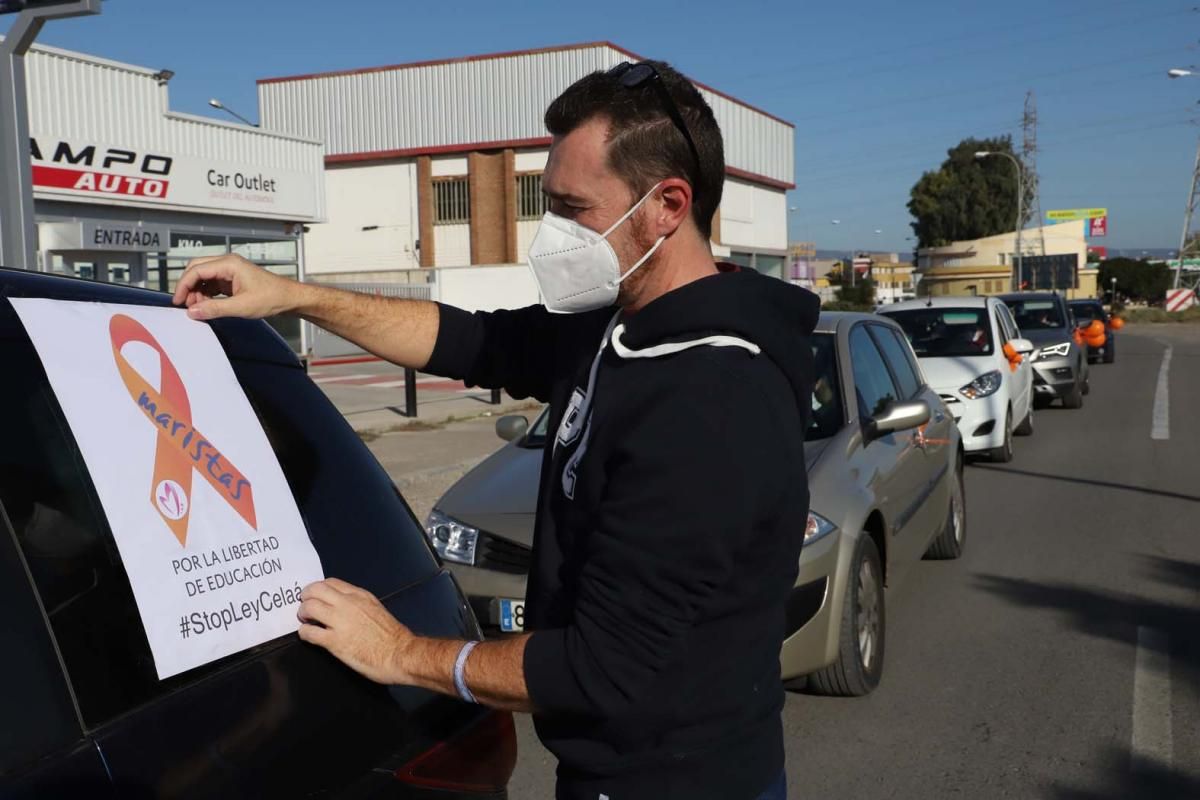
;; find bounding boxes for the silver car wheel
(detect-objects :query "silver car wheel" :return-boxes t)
[857,560,881,669]
[951,477,965,545]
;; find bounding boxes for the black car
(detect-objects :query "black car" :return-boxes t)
[998,292,1090,409]
[1067,298,1116,364]
[1,268,516,799]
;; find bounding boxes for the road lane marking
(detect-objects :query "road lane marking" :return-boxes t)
[1151,343,1172,440]
[1132,626,1172,772]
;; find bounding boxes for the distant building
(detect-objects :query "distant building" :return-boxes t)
[915,220,1098,299]
[868,254,916,305]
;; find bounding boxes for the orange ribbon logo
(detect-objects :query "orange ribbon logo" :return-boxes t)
[109,314,257,546]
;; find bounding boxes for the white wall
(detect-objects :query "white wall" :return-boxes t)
[436,264,540,312]
[719,178,787,252]
[515,149,549,172]
[516,219,540,264]
[305,162,418,275]
[434,224,471,267]
[432,156,469,177]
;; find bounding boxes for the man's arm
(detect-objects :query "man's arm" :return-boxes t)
[296,578,536,713]
[174,254,574,401]
[174,255,439,369]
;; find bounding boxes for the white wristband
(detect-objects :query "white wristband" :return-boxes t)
[453,640,479,704]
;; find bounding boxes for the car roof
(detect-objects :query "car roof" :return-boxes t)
[0,266,299,367]
[815,310,899,335]
[878,296,992,312]
[1068,297,1102,305]
[997,291,1063,303]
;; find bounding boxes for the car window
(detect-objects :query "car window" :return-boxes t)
[998,304,1020,340]
[1004,298,1065,331]
[808,333,844,441]
[849,325,900,419]
[230,361,438,597]
[993,309,1012,345]
[0,512,82,773]
[0,332,213,726]
[867,324,921,400]
[525,408,550,447]
[882,307,994,357]
[1070,303,1102,324]
[0,311,437,729]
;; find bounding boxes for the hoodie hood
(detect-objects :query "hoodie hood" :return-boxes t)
[610,266,821,410]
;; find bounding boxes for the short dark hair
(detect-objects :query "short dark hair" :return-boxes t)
[544,60,725,239]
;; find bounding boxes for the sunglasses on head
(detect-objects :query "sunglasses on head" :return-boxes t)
[607,61,702,178]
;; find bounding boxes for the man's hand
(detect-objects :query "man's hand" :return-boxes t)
[297,578,413,685]
[173,254,302,321]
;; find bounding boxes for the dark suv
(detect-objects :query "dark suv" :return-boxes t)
[1,269,516,799]
[1068,298,1116,364]
[999,292,1089,409]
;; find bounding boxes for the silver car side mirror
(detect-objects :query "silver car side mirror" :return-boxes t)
[495,415,529,442]
[865,400,931,442]
[1010,338,1035,355]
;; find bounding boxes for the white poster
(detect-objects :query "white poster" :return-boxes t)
[12,299,324,679]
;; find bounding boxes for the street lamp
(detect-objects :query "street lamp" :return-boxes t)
[1110,276,1118,308]
[1168,68,1199,290]
[208,98,257,127]
[976,150,1024,291]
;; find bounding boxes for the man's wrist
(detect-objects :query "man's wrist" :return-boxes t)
[287,279,324,318]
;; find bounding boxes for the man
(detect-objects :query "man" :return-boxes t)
[175,60,818,800]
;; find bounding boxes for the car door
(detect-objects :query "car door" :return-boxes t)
[864,323,947,576]
[848,323,925,587]
[0,506,115,799]
[993,302,1032,423]
[0,302,497,799]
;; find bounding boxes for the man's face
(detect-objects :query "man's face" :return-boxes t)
[542,116,660,304]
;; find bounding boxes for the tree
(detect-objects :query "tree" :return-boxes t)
[1097,258,1171,304]
[833,278,876,310]
[908,136,1022,248]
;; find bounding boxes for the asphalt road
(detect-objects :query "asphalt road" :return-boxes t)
[504,324,1200,799]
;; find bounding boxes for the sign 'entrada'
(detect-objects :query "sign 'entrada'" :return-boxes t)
[27,136,317,221]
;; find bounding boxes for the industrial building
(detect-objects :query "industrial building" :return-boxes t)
[255,42,795,282]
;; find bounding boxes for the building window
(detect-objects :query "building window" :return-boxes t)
[517,173,547,220]
[434,178,470,225]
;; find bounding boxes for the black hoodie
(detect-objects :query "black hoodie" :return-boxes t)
[426,266,820,800]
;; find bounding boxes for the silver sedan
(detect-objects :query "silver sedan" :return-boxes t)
[424,312,966,697]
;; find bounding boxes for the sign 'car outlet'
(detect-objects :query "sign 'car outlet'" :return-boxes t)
[31,136,319,221]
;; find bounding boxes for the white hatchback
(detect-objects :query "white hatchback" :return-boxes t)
[879,297,1035,462]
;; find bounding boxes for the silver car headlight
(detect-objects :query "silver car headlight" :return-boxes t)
[805,511,837,544]
[424,510,479,566]
[1033,341,1072,361]
[960,369,1003,400]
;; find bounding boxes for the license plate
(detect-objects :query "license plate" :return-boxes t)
[498,598,525,632]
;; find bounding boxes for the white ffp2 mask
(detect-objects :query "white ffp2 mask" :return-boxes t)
[526,183,666,314]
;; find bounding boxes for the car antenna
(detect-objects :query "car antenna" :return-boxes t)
[925,295,933,307]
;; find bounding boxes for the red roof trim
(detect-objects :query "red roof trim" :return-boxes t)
[325,137,554,164]
[257,41,794,129]
[326,141,795,190]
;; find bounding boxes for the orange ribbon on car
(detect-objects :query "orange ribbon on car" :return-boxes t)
[109,314,257,546]
[1002,342,1023,373]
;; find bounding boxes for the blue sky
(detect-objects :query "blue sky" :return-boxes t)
[33,0,1200,252]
